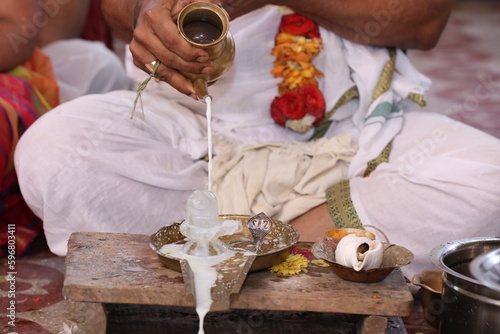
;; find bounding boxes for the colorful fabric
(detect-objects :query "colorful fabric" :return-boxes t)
[0,48,59,256]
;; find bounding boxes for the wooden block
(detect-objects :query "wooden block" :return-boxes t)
[358,315,389,334]
[63,232,413,317]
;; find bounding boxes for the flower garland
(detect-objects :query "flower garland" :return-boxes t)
[270,11,326,133]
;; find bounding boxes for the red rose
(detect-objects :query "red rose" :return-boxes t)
[305,25,320,39]
[299,85,326,125]
[279,13,320,38]
[271,91,307,125]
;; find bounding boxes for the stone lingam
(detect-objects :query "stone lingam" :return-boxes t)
[149,190,299,317]
[179,190,241,257]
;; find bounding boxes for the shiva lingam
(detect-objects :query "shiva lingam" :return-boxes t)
[149,190,299,312]
[177,2,235,99]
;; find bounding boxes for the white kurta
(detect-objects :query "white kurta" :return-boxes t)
[15,6,500,280]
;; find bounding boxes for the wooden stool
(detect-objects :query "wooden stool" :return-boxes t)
[64,232,413,333]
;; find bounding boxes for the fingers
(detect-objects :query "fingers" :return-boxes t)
[130,28,212,97]
[130,1,216,97]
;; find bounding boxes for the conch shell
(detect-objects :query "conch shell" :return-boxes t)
[335,234,383,271]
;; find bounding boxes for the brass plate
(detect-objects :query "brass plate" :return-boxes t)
[150,214,300,272]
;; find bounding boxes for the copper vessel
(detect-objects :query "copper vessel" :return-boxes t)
[177,2,235,99]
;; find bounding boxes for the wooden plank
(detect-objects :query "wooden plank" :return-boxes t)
[63,232,413,317]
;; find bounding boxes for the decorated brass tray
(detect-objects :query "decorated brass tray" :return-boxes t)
[150,214,300,272]
[150,214,299,311]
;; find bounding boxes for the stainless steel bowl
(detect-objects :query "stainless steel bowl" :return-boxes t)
[430,237,500,334]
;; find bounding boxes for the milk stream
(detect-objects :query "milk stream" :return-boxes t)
[160,243,237,334]
[205,96,213,192]
[160,97,237,334]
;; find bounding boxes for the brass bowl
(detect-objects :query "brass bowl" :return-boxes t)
[150,214,300,272]
[412,269,443,329]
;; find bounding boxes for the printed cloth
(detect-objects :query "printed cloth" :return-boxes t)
[0,48,59,256]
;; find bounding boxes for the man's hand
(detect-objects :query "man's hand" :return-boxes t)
[103,0,219,98]
[131,0,218,98]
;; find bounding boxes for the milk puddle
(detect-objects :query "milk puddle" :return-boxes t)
[159,243,238,334]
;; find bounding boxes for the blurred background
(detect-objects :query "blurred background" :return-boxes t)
[408,0,500,139]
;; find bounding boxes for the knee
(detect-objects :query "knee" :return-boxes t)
[44,39,130,100]
[73,39,131,94]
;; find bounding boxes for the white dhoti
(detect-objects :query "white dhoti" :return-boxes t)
[15,6,500,280]
[42,39,131,102]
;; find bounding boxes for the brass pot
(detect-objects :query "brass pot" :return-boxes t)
[412,269,443,330]
[177,2,235,99]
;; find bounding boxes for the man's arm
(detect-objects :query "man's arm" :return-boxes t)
[37,0,91,47]
[100,0,453,96]
[0,0,40,72]
[100,0,138,43]
[221,0,454,50]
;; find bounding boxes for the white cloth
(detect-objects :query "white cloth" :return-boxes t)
[14,6,500,281]
[43,39,131,102]
[353,111,500,279]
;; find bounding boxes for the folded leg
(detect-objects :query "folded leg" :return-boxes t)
[15,91,208,255]
[348,111,500,278]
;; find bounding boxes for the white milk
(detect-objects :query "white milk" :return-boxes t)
[205,96,213,192]
[159,97,241,334]
[159,243,237,334]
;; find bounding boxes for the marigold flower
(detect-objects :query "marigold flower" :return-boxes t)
[270,254,310,275]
